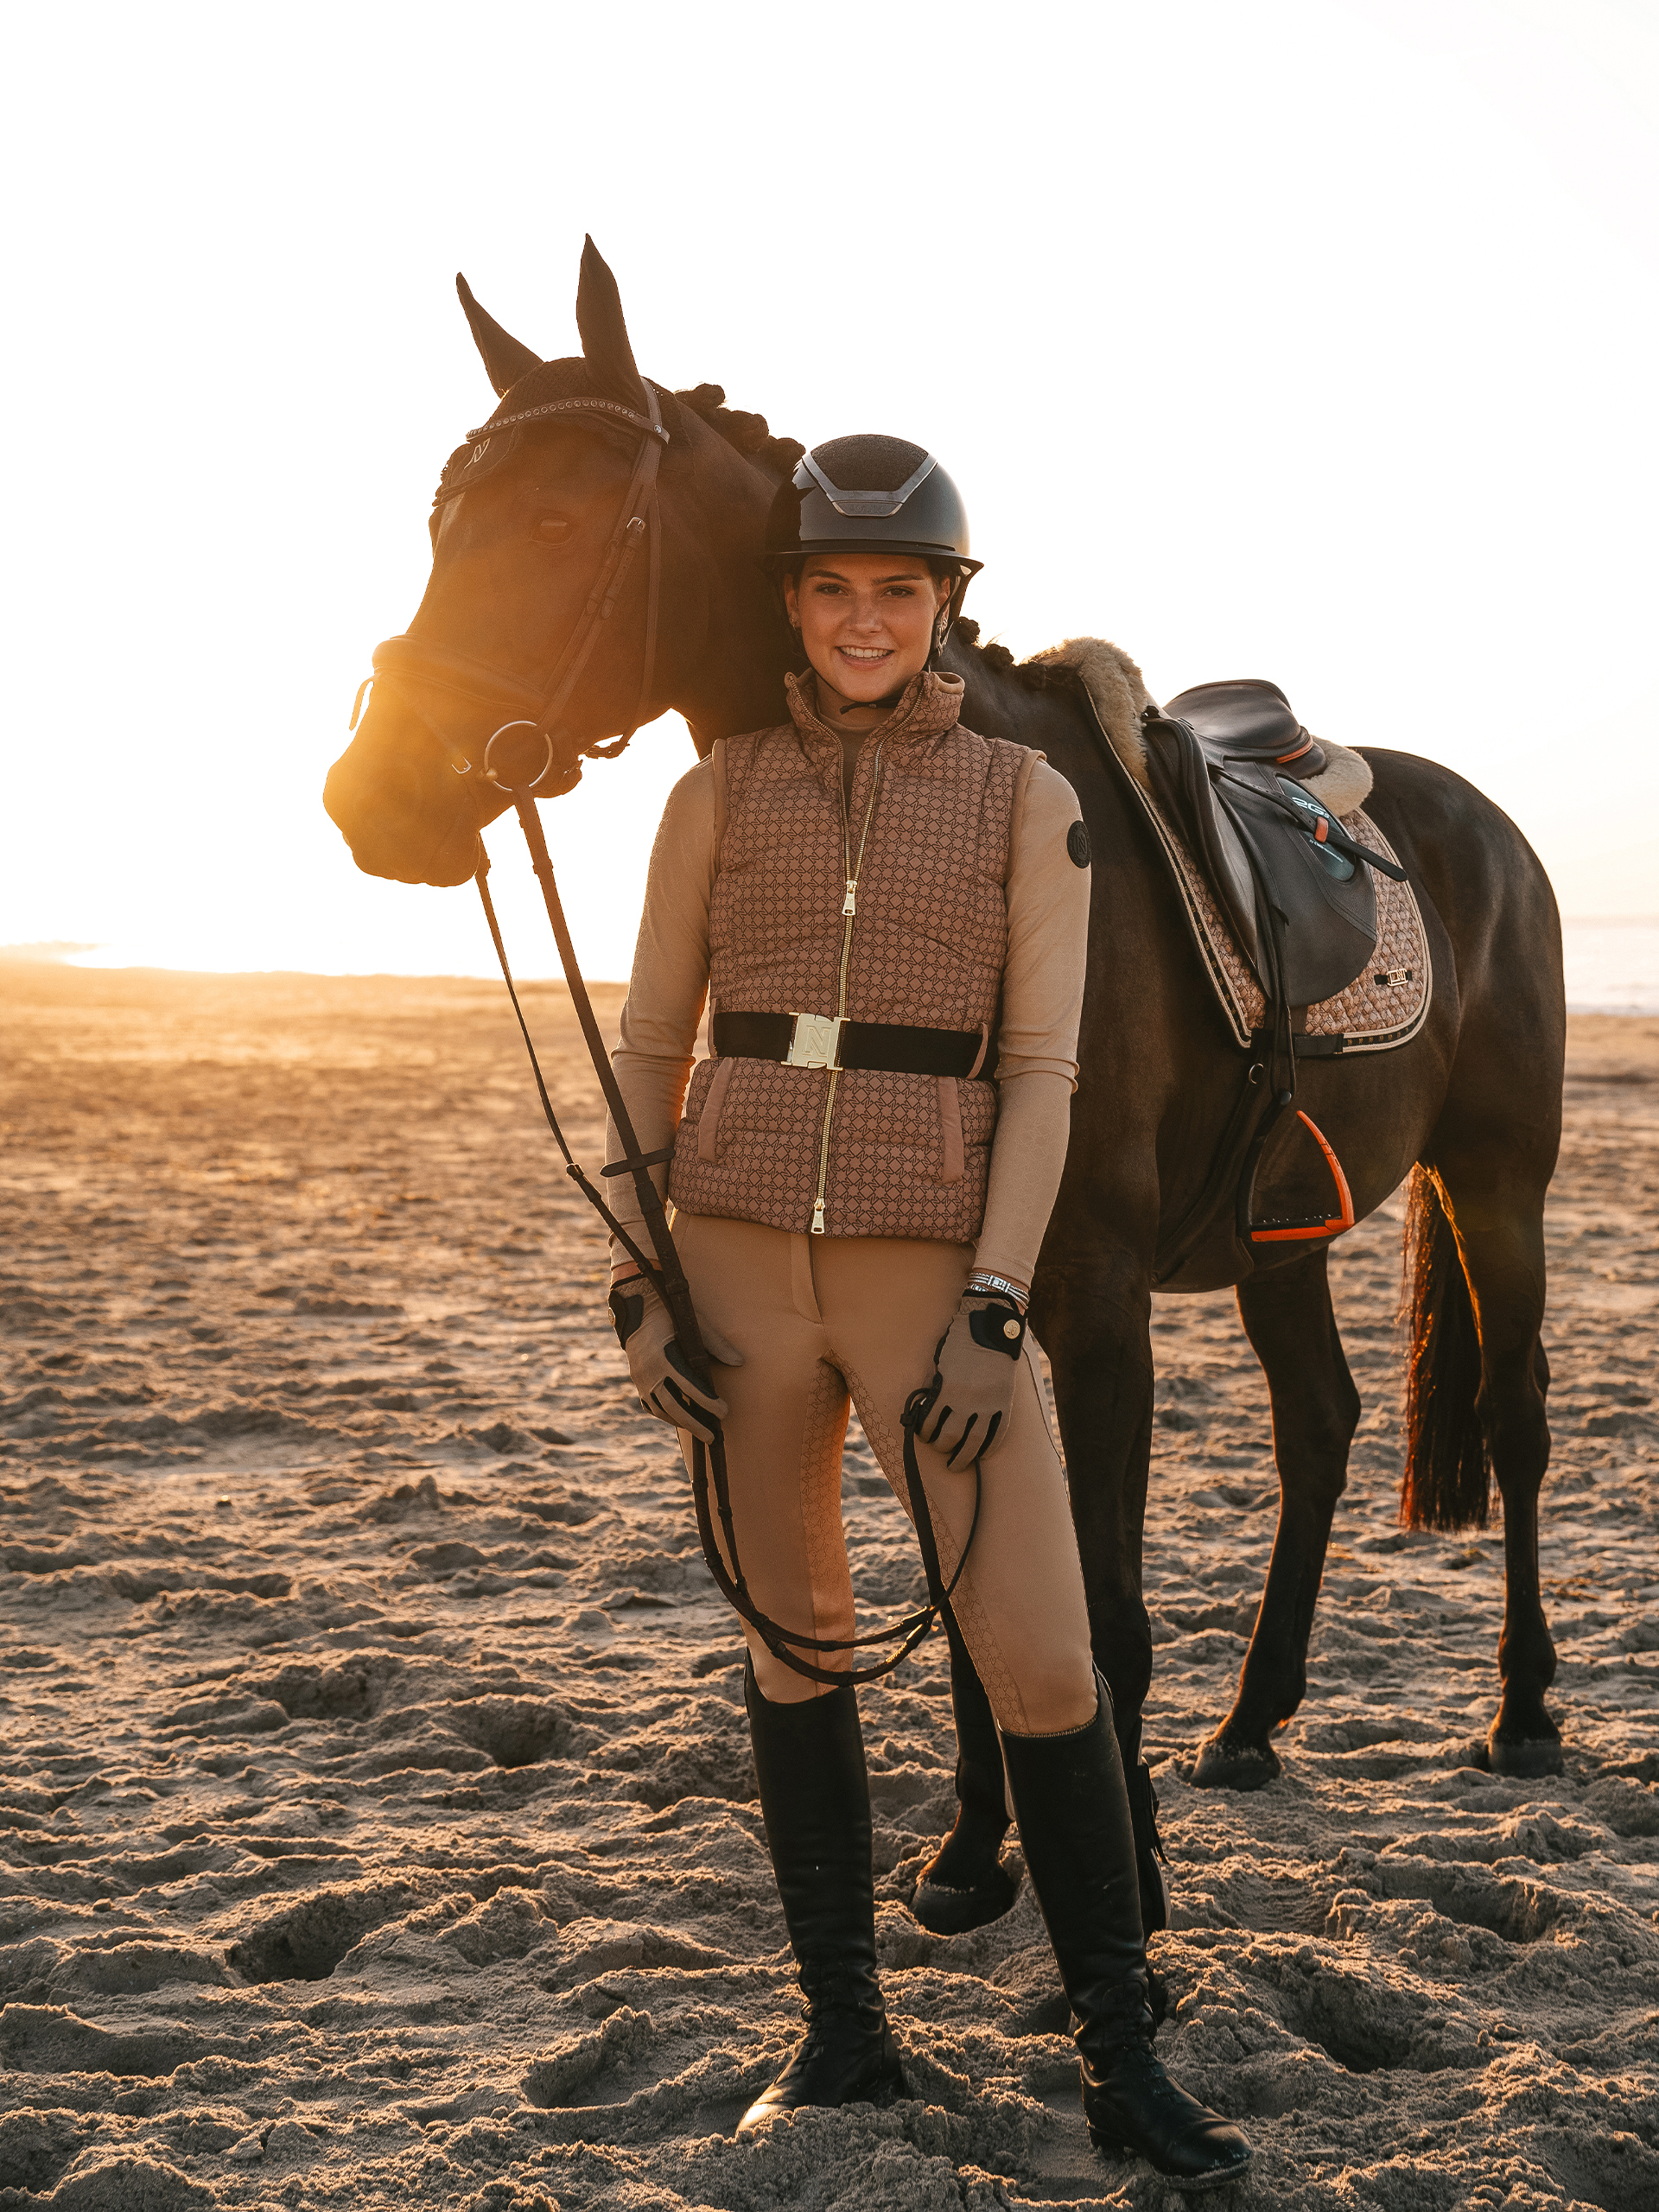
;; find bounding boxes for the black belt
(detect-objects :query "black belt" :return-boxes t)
[711,1010,994,1079]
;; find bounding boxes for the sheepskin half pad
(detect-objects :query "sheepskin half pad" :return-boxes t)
[1034,637,1432,1052]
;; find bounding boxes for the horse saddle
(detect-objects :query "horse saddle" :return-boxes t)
[1141,679,1402,1010]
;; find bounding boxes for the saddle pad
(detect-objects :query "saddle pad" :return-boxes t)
[1028,635,1433,1055]
[1128,773,1431,1052]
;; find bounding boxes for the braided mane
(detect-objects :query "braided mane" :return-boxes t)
[475,361,804,486]
[951,619,1085,695]
[673,383,804,480]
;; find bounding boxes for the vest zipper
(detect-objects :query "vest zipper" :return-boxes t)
[811,743,883,1234]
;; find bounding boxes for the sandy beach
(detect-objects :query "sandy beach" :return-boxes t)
[2,965,1655,2212]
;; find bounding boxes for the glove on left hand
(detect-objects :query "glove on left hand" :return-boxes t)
[918,1292,1027,1467]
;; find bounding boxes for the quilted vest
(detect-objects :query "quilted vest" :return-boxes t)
[668,670,1032,1242]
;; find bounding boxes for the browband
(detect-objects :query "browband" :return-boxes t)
[465,395,671,446]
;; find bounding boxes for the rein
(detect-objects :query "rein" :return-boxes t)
[358,381,975,1685]
[475,775,977,1688]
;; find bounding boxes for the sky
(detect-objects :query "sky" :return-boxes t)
[3,0,1655,983]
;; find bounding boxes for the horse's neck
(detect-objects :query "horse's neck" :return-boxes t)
[677,620,794,746]
[951,639,1094,772]
[657,430,796,745]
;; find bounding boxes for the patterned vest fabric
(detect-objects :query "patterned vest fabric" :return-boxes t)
[668,670,1027,1243]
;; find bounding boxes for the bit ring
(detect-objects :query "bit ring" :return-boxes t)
[484,720,554,791]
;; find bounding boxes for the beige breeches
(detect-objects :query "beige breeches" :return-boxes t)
[674,1212,1096,1734]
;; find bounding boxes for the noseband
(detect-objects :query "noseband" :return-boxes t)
[350,380,671,791]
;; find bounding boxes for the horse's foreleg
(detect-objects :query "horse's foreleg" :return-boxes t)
[1192,1249,1359,1789]
[1037,1244,1170,1936]
[918,1243,1161,1938]
[1039,1249,1156,1758]
[910,1602,1020,1935]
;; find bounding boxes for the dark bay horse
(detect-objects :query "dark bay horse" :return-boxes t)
[325,241,1566,1915]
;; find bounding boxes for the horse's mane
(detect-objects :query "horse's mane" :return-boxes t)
[476,359,805,483]
[953,620,1083,694]
[673,382,804,481]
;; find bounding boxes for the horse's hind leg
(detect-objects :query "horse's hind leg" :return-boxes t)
[1192,1248,1360,1789]
[1421,1149,1560,1774]
[1389,797,1563,1771]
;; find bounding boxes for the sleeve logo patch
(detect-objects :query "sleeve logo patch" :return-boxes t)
[1066,820,1091,868]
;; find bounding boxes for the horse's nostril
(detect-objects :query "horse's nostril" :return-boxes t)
[321,745,481,888]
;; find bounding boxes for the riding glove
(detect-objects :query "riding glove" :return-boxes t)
[919,1291,1027,1467]
[609,1274,743,1446]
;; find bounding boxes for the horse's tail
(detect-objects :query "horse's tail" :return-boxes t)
[1399,1164,1491,1531]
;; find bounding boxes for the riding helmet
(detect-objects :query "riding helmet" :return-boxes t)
[764,435,982,623]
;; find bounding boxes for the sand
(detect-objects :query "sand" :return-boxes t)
[1,966,1655,2212]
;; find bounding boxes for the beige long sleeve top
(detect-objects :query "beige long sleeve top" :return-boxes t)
[606,745,1090,1289]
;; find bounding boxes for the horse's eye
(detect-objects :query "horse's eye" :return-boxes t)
[532,516,572,545]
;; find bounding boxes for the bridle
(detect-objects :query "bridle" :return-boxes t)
[346,379,974,1686]
[349,379,671,793]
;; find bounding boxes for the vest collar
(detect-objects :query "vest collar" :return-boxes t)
[784,667,965,750]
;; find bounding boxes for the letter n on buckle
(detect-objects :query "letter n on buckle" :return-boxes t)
[785,1013,842,1070]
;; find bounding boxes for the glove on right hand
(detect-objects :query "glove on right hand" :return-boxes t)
[918,1292,1027,1467]
[609,1276,743,1446]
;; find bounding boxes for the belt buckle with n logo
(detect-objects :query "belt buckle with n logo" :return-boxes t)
[785,1013,843,1070]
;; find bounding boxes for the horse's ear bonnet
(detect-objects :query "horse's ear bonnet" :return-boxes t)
[575,234,645,409]
[433,242,657,539]
[453,240,642,413]
[455,274,543,397]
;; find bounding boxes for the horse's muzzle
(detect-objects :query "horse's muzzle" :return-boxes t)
[324,683,491,887]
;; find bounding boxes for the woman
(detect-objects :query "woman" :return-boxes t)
[603,435,1250,2187]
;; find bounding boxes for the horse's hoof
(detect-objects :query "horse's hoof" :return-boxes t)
[911,1858,1020,1936]
[1192,1732,1281,1791]
[1487,1729,1565,1778]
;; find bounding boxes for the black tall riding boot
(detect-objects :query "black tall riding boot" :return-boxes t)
[1001,1681,1252,2190]
[912,1603,1019,1935]
[737,1660,908,2134]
